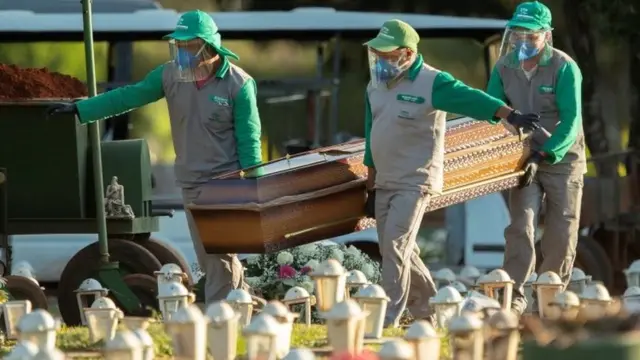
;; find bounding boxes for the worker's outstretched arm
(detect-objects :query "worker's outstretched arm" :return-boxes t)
[233,79,263,168]
[76,65,165,124]
[363,90,376,190]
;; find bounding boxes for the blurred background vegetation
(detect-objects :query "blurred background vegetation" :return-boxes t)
[0,0,635,177]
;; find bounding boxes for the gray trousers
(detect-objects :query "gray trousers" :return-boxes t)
[503,171,583,310]
[375,189,437,327]
[182,187,248,305]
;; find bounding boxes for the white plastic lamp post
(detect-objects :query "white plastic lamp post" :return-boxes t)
[157,280,194,321]
[74,278,109,326]
[449,313,484,360]
[345,270,369,296]
[429,285,463,329]
[84,297,123,343]
[546,291,581,321]
[16,309,59,349]
[122,317,155,360]
[477,269,514,311]
[164,304,207,360]
[263,301,298,358]
[624,259,640,288]
[103,330,143,360]
[458,266,482,288]
[352,284,389,339]
[532,271,564,318]
[11,261,39,286]
[579,282,612,321]
[2,300,32,340]
[5,340,39,360]
[226,288,254,327]
[323,299,368,355]
[378,339,415,360]
[309,259,347,315]
[622,286,640,313]
[205,301,240,360]
[434,268,456,289]
[474,274,490,294]
[282,286,314,327]
[404,320,441,360]
[451,281,469,298]
[567,268,591,295]
[33,347,66,360]
[283,348,316,360]
[486,310,519,360]
[523,272,538,314]
[243,313,280,360]
[154,263,188,285]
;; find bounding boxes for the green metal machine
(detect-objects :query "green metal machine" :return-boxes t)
[0,0,182,326]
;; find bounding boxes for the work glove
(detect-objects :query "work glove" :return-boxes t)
[506,110,540,132]
[46,102,78,118]
[519,151,545,188]
[364,190,376,218]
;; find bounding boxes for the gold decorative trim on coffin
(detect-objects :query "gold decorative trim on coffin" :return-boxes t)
[187,119,530,254]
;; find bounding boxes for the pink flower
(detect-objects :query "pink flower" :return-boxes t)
[278,265,296,279]
[300,266,312,275]
[330,350,379,360]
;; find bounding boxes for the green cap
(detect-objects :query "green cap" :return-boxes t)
[164,10,239,60]
[507,1,552,31]
[364,19,420,52]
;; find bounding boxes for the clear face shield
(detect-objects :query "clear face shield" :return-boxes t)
[367,48,415,89]
[497,27,553,68]
[168,38,218,82]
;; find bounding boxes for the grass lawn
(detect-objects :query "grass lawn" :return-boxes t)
[0,323,451,359]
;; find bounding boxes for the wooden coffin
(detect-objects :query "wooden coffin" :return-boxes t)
[188,117,530,254]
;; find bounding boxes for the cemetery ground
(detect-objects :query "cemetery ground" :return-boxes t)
[0,296,451,359]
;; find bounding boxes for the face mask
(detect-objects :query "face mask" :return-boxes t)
[176,46,203,69]
[516,40,541,61]
[375,57,404,82]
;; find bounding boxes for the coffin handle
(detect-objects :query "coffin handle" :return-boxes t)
[283,216,364,240]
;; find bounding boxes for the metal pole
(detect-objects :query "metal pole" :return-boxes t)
[329,35,341,144]
[81,0,110,264]
[312,43,324,148]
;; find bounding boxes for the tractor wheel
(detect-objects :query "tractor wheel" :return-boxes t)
[535,235,614,289]
[138,238,194,286]
[57,238,162,326]
[3,275,48,309]
[110,274,159,318]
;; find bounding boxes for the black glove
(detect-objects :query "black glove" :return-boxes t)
[520,151,545,188]
[46,102,78,118]
[364,190,376,218]
[507,110,540,132]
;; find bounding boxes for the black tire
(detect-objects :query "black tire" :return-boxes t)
[3,275,48,309]
[110,274,159,317]
[579,235,614,288]
[139,238,194,286]
[57,239,162,326]
[535,235,614,289]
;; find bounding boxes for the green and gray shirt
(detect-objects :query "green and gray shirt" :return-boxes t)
[364,54,506,194]
[487,47,586,174]
[76,58,262,188]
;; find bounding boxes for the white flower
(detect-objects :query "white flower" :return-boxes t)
[329,248,344,263]
[361,263,375,280]
[245,276,262,287]
[304,259,320,271]
[300,278,315,293]
[246,255,261,265]
[345,246,361,257]
[298,244,317,257]
[276,251,294,265]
